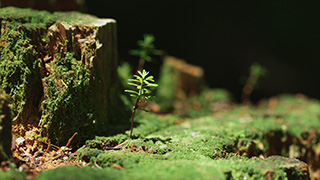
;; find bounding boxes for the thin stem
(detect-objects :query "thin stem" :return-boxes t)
[129,98,139,139]
[128,78,144,139]
[137,58,145,72]
[242,72,258,104]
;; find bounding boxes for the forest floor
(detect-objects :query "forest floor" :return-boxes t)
[1,90,320,180]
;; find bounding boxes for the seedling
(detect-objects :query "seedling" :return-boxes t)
[129,34,160,71]
[242,62,267,104]
[125,69,158,139]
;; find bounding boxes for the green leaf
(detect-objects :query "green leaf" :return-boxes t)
[126,68,158,104]
[146,82,158,87]
[143,88,151,94]
[145,76,154,81]
[133,75,141,80]
[136,85,142,90]
[128,82,139,87]
[125,90,139,95]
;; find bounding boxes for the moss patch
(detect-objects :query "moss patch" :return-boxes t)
[0,169,26,180]
[35,166,116,180]
[66,92,318,179]
[39,155,308,180]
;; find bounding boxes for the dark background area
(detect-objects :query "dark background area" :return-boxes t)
[2,0,320,102]
[84,0,320,102]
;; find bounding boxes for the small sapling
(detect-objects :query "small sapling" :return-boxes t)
[125,69,158,139]
[242,62,267,104]
[129,34,160,71]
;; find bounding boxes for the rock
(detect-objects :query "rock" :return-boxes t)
[0,7,129,146]
[0,89,12,161]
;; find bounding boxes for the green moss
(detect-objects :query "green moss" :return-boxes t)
[0,169,26,180]
[86,134,128,149]
[0,7,53,27]
[118,160,226,180]
[132,113,177,138]
[182,88,232,118]
[59,154,306,180]
[52,11,97,25]
[39,52,95,145]
[35,166,118,180]
[0,89,12,161]
[0,19,44,121]
[69,94,317,179]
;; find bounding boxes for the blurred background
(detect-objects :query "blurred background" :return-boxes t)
[1,0,320,102]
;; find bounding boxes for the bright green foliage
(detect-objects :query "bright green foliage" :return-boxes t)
[125,70,158,102]
[129,34,160,71]
[125,69,158,139]
[129,34,160,63]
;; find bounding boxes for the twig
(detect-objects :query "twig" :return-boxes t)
[94,160,102,169]
[66,132,78,148]
[104,140,128,151]
[20,147,34,164]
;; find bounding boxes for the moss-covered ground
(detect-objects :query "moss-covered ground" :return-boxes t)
[33,90,319,179]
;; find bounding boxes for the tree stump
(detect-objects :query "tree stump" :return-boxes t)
[156,56,205,112]
[0,89,12,162]
[0,7,128,147]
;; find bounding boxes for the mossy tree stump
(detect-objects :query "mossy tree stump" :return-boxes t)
[0,7,129,147]
[0,89,12,162]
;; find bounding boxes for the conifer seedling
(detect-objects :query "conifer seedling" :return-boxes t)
[129,34,160,71]
[242,62,267,104]
[125,69,158,139]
